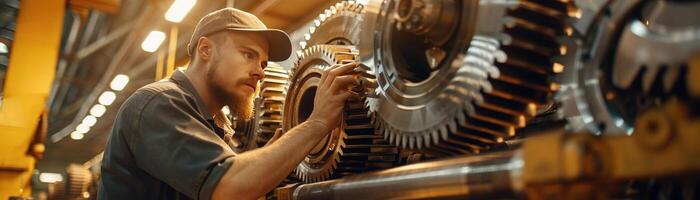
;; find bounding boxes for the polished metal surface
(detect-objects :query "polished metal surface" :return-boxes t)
[361,0,579,155]
[557,0,700,135]
[612,0,700,93]
[301,1,364,48]
[291,151,523,200]
[283,45,397,183]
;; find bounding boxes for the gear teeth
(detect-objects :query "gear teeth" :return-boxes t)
[289,45,396,183]
[65,164,92,199]
[378,0,579,155]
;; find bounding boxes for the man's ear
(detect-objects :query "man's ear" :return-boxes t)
[196,37,213,61]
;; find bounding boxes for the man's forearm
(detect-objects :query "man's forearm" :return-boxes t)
[212,120,330,199]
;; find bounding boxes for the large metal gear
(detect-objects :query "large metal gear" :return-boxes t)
[361,0,579,155]
[284,45,398,183]
[232,63,289,153]
[557,0,700,135]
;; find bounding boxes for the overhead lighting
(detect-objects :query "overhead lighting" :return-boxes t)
[82,115,97,127]
[70,131,84,140]
[98,91,116,106]
[141,31,166,52]
[165,0,197,23]
[0,42,7,54]
[110,74,130,91]
[90,104,107,117]
[39,173,63,183]
[76,124,90,134]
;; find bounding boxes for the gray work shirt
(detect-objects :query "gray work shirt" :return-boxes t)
[98,70,237,200]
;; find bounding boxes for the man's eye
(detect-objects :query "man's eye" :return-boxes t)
[243,52,254,59]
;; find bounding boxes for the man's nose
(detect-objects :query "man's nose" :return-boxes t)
[251,64,265,81]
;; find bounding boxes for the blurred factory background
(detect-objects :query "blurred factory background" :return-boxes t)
[1,0,700,199]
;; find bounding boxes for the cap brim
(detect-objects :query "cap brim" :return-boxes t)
[226,28,292,62]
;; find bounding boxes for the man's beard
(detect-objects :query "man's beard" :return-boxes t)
[207,60,256,120]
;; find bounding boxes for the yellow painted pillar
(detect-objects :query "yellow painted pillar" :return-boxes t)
[0,0,66,197]
[166,25,178,77]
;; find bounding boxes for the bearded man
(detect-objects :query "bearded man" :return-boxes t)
[98,8,360,200]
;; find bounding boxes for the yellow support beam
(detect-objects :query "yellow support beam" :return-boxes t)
[0,0,66,197]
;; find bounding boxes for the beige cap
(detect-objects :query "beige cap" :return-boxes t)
[187,8,292,62]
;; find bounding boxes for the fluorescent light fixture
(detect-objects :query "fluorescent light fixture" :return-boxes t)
[141,31,166,52]
[165,0,197,23]
[39,173,63,183]
[90,104,107,117]
[70,131,84,140]
[76,124,90,134]
[82,115,97,127]
[98,91,116,106]
[110,74,130,91]
[0,42,7,54]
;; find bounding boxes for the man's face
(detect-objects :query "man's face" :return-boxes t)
[207,31,269,120]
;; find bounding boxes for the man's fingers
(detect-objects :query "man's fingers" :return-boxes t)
[329,75,359,93]
[340,89,361,101]
[322,62,359,89]
[320,61,350,87]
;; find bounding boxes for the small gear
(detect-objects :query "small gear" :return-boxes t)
[66,164,92,199]
[284,45,397,183]
[48,181,67,200]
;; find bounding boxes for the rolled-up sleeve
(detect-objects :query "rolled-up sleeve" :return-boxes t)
[129,89,235,200]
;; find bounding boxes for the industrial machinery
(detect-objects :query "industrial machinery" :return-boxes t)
[232,62,289,152]
[265,0,700,199]
[46,152,102,200]
[30,0,699,199]
[283,1,400,183]
[284,45,398,183]
[360,0,578,155]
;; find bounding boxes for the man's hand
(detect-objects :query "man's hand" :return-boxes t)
[212,62,363,200]
[307,62,361,131]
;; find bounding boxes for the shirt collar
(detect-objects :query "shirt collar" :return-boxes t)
[169,69,216,121]
[170,69,235,132]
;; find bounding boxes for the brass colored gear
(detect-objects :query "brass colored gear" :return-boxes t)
[66,164,92,199]
[284,45,397,183]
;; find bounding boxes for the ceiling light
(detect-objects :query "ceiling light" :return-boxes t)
[141,31,166,52]
[70,131,84,140]
[90,104,106,117]
[110,74,129,91]
[82,115,97,127]
[98,91,116,106]
[165,0,197,23]
[76,124,90,134]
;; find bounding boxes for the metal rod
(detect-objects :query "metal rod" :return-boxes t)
[291,151,524,200]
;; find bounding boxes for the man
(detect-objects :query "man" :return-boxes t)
[98,8,360,199]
